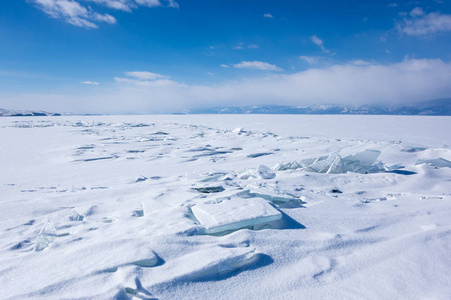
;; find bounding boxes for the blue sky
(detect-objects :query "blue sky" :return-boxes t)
[1,0,451,113]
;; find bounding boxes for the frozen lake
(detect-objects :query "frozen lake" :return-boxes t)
[1,115,450,299]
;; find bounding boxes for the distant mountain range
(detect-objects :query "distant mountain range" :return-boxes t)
[0,108,60,117]
[2,98,451,116]
[189,98,451,116]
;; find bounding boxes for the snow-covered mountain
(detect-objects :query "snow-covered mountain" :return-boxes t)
[0,108,61,117]
[190,98,451,115]
[3,98,451,116]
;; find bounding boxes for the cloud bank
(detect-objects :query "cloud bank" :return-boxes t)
[5,58,451,114]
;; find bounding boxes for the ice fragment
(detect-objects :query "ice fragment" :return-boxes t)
[35,221,58,251]
[191,197,282,234]
[415,158,451,168]
[274,150,383,174]
[192,186,225,193]
[258,165,276,179]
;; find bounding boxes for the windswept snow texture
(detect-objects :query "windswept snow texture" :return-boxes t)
[0,115,451,299]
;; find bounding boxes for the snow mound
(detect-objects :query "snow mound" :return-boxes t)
[142,198,171,215]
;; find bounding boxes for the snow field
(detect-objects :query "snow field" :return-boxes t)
[0,115,450,299]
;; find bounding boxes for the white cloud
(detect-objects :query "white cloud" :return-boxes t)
[31,0,178,28]
[233,42,244,50]
[263,13,273,18]
[114,71,179,88]
[81,81,100,85]
[387,3,398,7]
[299,56,320,64]
[410,7,425,18]
[114,77,181,87]
[124,71,170,80]
[32,0,117,29]
[135,0,161,7]
[220,64,230,68]
[234,43,259,49]
[5,59,451,114]
[232,61,283,71]
[311,35,330,54]
[87,0,133,12]
[167,0,179,8]
[396,7,451,35]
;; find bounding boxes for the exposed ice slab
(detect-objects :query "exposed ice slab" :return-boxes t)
[237,189,301,204]
[237,170,255,180]
[192,186,225,193]
[67,210,84,221]
[135,175,148,183]
[305,153,344,174]
[415,158,451,168]
[248,152,273,158]
[258,165,276,179]
[401,146,427,153]
[273,161,303,171]
[199,172,228,182]
[191,197,282,234]
[35,221,58,251]
[49,210,84,222]
[275,150,383,174]
[343,149,380,167]
[342,150,381,173]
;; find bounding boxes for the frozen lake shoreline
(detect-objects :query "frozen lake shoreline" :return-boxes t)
[1,115,450,299]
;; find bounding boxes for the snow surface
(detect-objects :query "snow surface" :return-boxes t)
[0,115,450,299]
